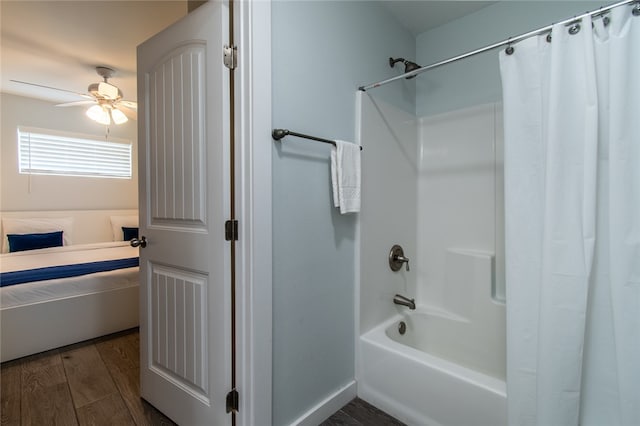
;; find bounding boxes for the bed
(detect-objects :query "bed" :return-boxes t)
[0,210,140,362]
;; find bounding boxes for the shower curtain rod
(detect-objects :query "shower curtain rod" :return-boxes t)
[272,128,363,150]
[359,0,638,91]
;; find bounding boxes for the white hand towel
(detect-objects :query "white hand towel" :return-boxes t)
[331,140,361,214]
[330,147,340,208]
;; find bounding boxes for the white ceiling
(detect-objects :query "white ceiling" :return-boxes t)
[0,1,188,104]
[1,1,495,105]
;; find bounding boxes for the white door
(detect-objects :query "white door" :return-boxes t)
[136,2,232,424]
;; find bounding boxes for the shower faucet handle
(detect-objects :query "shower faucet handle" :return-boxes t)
[396,255,410,271]
[389,245,410,272]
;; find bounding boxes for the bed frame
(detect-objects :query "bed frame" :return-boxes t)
[1,286,139,362]
[0,209,139,362]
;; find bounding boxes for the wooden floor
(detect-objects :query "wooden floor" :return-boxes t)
[1,329,403,426]
[322,398,405,426]
[0,328,174,426]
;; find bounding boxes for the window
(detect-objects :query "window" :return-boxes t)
[18,127,132,179]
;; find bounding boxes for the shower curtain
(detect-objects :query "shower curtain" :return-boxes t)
[500,6,639,426]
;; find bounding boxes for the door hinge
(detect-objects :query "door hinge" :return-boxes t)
[223,44,237,70]
[226,389,239,413]
[225,220,238,241]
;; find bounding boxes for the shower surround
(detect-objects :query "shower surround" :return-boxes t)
[356,92,506,425]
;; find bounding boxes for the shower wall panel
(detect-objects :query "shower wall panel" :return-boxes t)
[358,93,418,335]
[416,102,505,350]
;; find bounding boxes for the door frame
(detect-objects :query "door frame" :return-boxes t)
[235,1,272,424]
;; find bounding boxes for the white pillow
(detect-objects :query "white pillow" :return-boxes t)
[110,215,139,241]
[1,217,74,253]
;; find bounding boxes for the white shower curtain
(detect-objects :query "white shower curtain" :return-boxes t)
[500,6,639,426]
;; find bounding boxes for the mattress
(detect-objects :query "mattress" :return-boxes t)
[0,242,139,309]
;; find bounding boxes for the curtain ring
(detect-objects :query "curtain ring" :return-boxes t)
[505,39,515,55]
[569,22,581,35]
[546,33,552,43]
[633,2,640,17]
[595,6,611,26]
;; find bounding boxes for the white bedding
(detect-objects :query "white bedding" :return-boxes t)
[1,241,139,309]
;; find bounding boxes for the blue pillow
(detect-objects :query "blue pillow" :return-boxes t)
[122,227,139,241]
[7,231,64,253]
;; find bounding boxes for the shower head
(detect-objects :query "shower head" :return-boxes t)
[389,57,421,79]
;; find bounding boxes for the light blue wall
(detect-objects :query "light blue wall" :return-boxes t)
[416,1,602,117]
[271,2,414,424]
[272,1,611,424]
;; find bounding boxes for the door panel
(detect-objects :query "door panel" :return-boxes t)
[137,1,231,424]
[150,265,208,398]
[148,44,207,226]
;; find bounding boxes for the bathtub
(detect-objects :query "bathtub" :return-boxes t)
[358,309,507,426]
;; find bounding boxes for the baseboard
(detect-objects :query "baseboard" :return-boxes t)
[291,380,357,426]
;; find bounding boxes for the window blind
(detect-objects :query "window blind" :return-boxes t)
[18,128,132,179]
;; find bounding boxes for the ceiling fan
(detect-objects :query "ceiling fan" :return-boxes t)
[11,66,137,125]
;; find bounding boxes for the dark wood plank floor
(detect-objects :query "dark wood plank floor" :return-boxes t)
[0,328,175,426]
[322,398,405,426]
[2,329,403,426]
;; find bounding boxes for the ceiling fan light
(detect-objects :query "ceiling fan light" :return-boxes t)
[111,108,128,124]
[86,104,110,125]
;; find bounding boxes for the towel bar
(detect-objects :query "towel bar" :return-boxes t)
[272,128,362,150]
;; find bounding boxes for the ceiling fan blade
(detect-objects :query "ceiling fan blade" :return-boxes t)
[10,80,93,99]
[55,100,96,107]
[115,105,137,121]
[118,100,138,110]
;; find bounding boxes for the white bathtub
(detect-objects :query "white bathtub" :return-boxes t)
[358,309,507,426]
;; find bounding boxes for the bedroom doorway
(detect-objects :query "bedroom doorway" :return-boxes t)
[136,1,235,424]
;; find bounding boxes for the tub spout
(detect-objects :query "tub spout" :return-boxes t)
[393,294,416,310]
